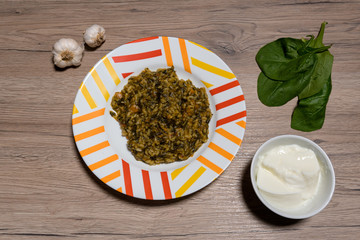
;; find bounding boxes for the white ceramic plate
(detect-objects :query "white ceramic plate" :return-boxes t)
[72,36,246,199]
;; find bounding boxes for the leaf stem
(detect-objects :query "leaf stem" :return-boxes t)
[314,22,328,47]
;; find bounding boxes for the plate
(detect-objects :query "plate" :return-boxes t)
[72,36,246,200]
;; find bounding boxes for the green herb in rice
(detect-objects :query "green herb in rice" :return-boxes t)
[110,67,212,165]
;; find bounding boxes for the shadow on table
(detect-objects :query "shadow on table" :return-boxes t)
[240,159,303,226]
[73,138,199,206]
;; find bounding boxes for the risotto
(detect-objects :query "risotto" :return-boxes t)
[110,67,212,165]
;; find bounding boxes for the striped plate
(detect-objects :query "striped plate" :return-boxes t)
[72,36,246,200]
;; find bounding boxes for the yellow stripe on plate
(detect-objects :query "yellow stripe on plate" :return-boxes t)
[189,41,212,52]
[103,57,121,85]
[201,80,214,88]
[80,83,97,109]
[171,164,188,180]
[191,57,235,79]
[73,105,79,115]
[91,70,110,101]
[175,166,206,198]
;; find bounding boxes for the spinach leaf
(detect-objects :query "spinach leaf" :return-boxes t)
[312,22,329,48]
[299,22,333,99]
[299,51,333,99]
[256,38,318,81]
[256,22,333,131]
[291,75,332,132]
[257,53,316,106]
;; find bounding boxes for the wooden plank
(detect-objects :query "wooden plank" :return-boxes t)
[0,0,359,239]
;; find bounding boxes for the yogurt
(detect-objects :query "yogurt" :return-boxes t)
[255,144,321,211]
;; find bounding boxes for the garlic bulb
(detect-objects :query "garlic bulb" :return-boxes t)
[52,38,84,68]
[83,24,106,48]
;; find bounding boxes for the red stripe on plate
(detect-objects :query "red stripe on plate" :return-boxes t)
[127,36,159,44]
[142,170,153,200]
[216,95,245,110]
[122,160,133,197]
[209,80,240,96]
[160,172,172,199]
[121,72,134,79]
[216,111,247,127]
[112,49,162,63]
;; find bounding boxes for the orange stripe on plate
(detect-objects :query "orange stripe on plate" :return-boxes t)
[209,80,240,96]
[208,142,234,161]
[89,154,119,171]
[127,36,159,44]
[101,170,120,183]
[215,128,242,145]
[161,172,172,199]
[122,160,133,197]
[216,95,245,111]
[197,156,223,174]
[74,126,105,142]
[171,164,188,180]
[175,166,206,198]
[142,170,153,200]
[72,108,105,125]
[117,187,122,193]
[162,36,173,66]
[79,141,110,157]
[179,38,191,73]
[236,120,246,129]
[216,110,247,127]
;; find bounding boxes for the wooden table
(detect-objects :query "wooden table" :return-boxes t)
[1,0,359,239]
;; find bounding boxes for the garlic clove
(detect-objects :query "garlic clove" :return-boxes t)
[52,38,84,68]
[83,24,106,48]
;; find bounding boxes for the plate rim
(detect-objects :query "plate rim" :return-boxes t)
[72,36,246,200]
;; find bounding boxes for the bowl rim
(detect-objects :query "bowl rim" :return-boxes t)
[250,134,335,219]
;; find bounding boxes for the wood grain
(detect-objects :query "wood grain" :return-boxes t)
[1,0,359,239]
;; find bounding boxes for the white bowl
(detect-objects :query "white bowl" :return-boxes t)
[250,135,335,219]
